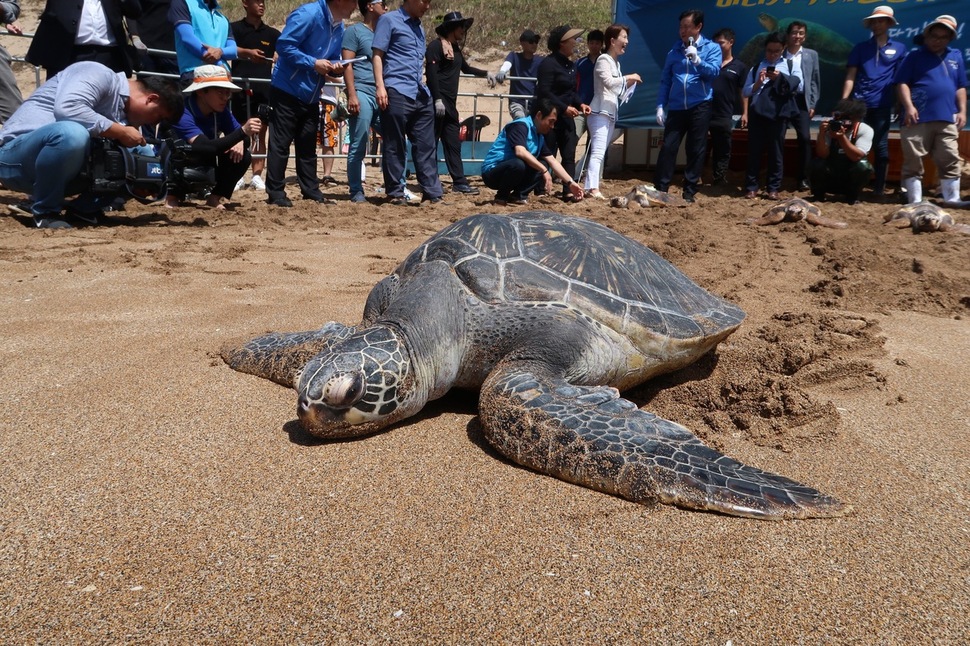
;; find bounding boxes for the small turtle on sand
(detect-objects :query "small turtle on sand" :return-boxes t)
[610,184,689,208]
[884,202,970,235]
[748,197,848,229]
[223,212,847,520]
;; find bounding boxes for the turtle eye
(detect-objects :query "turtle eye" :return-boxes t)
[322,373,365,408]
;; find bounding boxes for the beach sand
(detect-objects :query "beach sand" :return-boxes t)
[1,9,969,639]
[1,178,968,642]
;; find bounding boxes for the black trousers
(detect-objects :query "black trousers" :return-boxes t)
[482,157,543,200]
[654,100,712,198]
[789,94,812,184]
[745,113,788,193]
[543,111,578,197]
[708,116,735,182]
[381,88,442,199]
[178,148,251,199]
[266,87,322,201]
[434,98,469,186]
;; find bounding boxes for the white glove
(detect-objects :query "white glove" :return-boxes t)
[434,99,445,118]
[131,35,148,53]
[685,45,699,65]
[494,70,507,83]
[486,72,497,88]
[656,106,665,126]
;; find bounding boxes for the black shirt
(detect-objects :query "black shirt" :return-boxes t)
[230,19,280,81]
[425,39,487,104]
[711,57,748,119]
[534,51,582,114]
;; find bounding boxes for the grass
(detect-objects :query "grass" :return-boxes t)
[219,0,615,57]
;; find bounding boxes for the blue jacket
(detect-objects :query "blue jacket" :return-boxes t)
[271,0,344,105]
[656,35,721,112]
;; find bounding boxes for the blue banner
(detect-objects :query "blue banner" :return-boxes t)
[615,0,968,128]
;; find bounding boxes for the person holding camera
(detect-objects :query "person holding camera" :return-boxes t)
[166,65,263,209]
[809,99,873,205]
[742,31,798,200]
[0,61,183,229]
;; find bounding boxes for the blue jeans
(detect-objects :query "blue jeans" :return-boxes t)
[0,121,91,215]
[347,88,380,197]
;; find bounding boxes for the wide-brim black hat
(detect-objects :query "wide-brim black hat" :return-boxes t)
[435,11,474,37]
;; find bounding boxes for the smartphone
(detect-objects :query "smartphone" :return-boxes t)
[766,65,776,73]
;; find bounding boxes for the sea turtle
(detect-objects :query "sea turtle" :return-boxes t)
[748,197,848,229]
[884,202,970,234]
[223,212,847,520]
[610,184,689,209]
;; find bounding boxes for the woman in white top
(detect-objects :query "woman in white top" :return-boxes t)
[585,24,641,199]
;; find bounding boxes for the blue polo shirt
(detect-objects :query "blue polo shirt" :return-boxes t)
[372,7,429,98]
[847,37,905,109]
[895,45,966,123]
[172,93,241,141]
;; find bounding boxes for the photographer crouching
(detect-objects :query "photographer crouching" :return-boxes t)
[810,99,874,205]
[0,62,183,229]
[166,65,264,210]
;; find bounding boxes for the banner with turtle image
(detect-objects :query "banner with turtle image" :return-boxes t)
[614,0,968,129]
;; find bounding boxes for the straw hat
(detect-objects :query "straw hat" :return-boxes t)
[862,6,897,27]
[923,14,957,38]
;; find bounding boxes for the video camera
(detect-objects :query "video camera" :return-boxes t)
[82,138,215,203]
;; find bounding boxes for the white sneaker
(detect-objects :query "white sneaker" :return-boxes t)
[250,175,266,191]
[234,177,248,192]
[404,188,419,203]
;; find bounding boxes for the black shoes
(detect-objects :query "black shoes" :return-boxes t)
[33,213,72,229]
[452,184,480,195]
[303,194,337,205]
[267,195,293,207]
[798,180,811,191]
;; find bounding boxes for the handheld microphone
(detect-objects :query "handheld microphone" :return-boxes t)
[688,37,695,47]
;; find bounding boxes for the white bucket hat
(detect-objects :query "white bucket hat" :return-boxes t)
[183,65,242,93]
[862,6,897,27]
[924,14,957,38]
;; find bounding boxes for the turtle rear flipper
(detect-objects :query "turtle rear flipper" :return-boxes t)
[222,322,354,388]
[480,362,848,520]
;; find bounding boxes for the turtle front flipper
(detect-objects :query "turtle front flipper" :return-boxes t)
[480,363,848,520]
[939,222,970,235]
[747,212,786,226]
[805,213,848,229]
[222,322,355,388]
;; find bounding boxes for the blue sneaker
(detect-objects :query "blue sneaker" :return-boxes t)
[33,213,72,229]
[350,192,367,203]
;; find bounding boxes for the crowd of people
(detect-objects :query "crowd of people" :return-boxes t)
[0,3,967,228]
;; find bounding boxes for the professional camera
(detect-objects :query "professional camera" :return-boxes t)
[828,119,845,132]
[256,103,271,122]
[82,138,168,201]
[81,138,214,202]
[164,138,216,196]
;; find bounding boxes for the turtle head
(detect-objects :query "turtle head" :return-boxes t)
[912,208,944,232]
[295,325,421,438]
[785,203,805,219]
